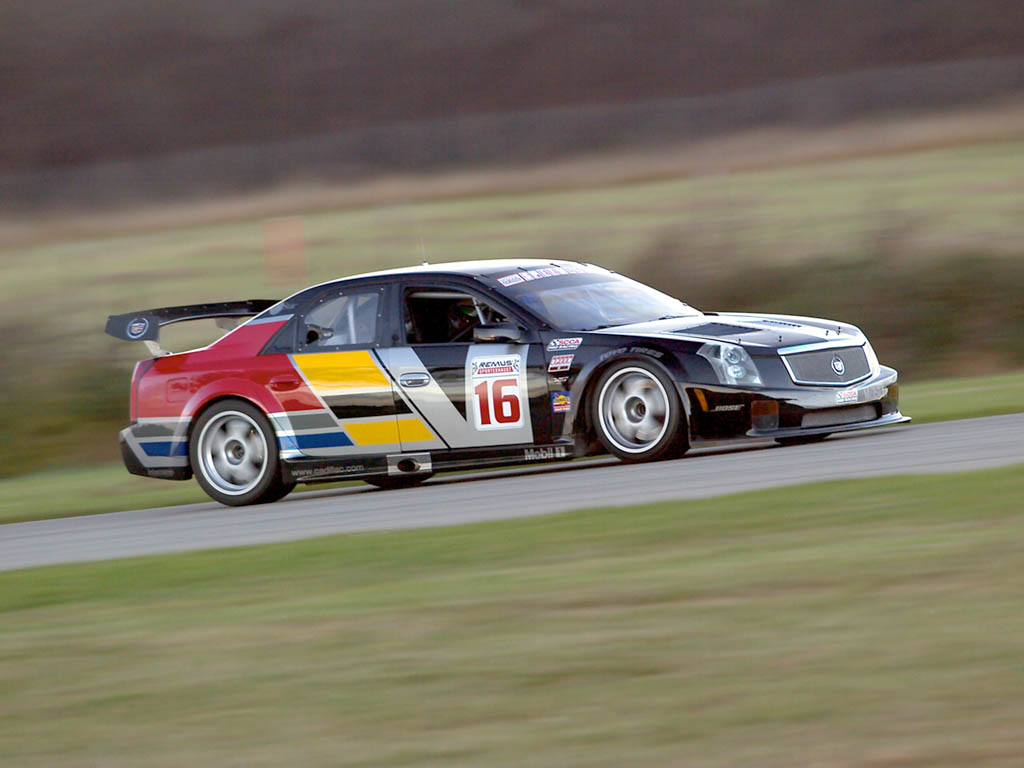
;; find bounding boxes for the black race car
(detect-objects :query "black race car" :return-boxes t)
[107,259,908,505]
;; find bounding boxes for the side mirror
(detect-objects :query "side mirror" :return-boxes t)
[473,323,524,343]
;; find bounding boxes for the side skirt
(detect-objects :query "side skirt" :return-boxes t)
[282,442,577,485]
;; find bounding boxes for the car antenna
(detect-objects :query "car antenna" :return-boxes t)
[419,237,428,267]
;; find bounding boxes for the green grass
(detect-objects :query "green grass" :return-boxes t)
[899,370,1024,424]
[0,464,362,524]
[2,466,1024,766]
[1,370,1020,525]
[0,464,209,524]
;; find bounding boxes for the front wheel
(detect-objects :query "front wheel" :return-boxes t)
[591,359,688,462]
[190,399,295,506]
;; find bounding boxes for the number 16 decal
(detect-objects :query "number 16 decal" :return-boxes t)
[474,378,522,426]
[470,355,525,430]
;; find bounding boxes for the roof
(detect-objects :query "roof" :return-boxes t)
[258,259,607,318]
[347,258,592,281]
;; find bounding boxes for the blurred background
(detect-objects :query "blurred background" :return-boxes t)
[1,0,1023,476]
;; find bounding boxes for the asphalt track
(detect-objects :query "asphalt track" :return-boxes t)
[2,414,1022,572]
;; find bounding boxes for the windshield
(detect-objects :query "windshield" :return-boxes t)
[496,269,700,330]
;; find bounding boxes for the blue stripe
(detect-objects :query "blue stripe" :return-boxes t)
[141,441,189,457]
[281,431,354,450]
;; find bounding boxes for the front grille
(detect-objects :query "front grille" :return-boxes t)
[802,404,878,428]
[783,345,871,386]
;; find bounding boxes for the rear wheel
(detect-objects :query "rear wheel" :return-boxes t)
[190,399,295,506]
[591,359,688,462]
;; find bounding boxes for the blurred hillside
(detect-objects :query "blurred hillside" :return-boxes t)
[1,1,1023,477]
[3,0,1024,206]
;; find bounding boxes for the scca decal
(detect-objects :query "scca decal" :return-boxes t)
[546,337,582,352]
[836,389,858,404]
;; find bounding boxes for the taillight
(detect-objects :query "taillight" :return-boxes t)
[130,358,157,421]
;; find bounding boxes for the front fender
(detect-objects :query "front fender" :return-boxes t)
[562,343,692,441]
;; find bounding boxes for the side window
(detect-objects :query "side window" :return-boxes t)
[404,289,509,344]
[300,291,380,349]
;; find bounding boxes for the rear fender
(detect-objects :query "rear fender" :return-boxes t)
[179,379,290,479]
[183,378,282,431]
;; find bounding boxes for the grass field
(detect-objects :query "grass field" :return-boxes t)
[1,370,1020,525]
[2,465,1023,766]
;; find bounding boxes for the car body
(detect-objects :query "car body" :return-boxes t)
[107,259,909,505]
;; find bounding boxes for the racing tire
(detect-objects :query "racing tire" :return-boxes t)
[364,473,433,490]
[590,359,688,463]
[190,399,295,506]
[775,433,831,447]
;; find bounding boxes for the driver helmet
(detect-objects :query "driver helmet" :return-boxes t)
[448,299,478,331]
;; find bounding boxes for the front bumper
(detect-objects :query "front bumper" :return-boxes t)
[748,410,910,439]
[686,366,910,441]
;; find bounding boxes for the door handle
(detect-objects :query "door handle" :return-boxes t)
[269,376,301,392]
[400,372,431,388]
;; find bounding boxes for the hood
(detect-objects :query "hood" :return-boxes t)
[594,311,866,351]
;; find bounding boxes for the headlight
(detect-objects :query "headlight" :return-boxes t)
[698,342,763,386]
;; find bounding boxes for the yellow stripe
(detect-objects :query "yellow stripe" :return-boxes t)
[345,419,401,446]
[293,351,390,392]
[345,417,435,446]
[396,417,435,443]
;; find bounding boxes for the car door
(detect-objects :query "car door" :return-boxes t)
[282,284,408,460]
[377,280,551,451]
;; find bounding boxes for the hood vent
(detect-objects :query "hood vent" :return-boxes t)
[673,323,760,337]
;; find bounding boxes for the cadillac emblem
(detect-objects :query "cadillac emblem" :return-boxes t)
[127,317,150,340]
[830,355,846,376]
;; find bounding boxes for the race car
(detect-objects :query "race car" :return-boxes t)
[106,260,909,506]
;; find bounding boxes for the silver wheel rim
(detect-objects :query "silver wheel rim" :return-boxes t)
[597,367,671,454]
[196,411,269,496]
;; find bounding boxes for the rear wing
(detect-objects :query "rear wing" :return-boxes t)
[105,299,278,355]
